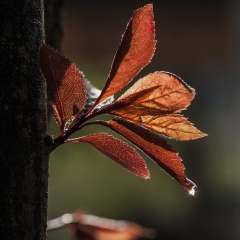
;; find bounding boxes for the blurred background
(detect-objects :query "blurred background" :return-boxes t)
[47,0,240,239]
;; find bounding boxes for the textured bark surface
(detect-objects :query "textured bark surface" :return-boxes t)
[0,1,49,239]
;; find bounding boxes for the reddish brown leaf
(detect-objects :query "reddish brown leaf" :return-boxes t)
[48,101,62,127]
[39,44,86,131]
[109,110,205,141]
[70,133,150,179]
[71,211,155,240]
[110,71,195,113]
[47,211,155,240]
[107,72,206,140]
[89,4,156,112]
[98,119,197,195]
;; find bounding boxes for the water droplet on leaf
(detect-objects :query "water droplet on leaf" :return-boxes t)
[185,178,198,197]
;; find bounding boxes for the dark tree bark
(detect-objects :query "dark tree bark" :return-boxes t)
[0,1,50,239]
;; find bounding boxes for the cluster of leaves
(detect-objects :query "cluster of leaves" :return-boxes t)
[47,210,156,240]
[39,4,206,196]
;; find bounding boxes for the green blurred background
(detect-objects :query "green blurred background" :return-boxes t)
[47,0,240,239]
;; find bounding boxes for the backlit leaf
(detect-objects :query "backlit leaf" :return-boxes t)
[70,133,150,179]
[108,72,206,140]
[47,211,155,240]
[43,3,206,197]
[99,119,197,194]
[71,211,155,240]
[89,4,156,112]
[39,44,86,131]
[48,101,62,127]
[109,110,205,141]
[110,71,195,113]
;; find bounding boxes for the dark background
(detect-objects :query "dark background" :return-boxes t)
[47,0,240,239]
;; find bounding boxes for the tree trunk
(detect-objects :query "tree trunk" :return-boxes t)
[0,1,49,239]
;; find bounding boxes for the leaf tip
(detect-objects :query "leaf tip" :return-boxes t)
[142,3,153,11]
[199,132,208,138]
[186,128,208,141]
[184,178,198,197]
[142,169,150,179]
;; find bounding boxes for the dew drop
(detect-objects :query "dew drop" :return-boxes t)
[185,178,198,197]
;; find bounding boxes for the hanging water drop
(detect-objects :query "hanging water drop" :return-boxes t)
[185,178,198,197]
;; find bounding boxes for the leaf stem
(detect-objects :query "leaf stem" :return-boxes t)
[52,108,108,148]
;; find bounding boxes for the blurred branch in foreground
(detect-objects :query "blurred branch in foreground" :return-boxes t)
[47,210,156,240]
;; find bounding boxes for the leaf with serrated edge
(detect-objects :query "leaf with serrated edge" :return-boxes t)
[48,101,62,127]
[111,71,195,113]
[88,4,156,112]
[70,133,150,179]
[97,119,196,193]
[39,44,86,131]
[109,110,206,141]
[107,71,206,140]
